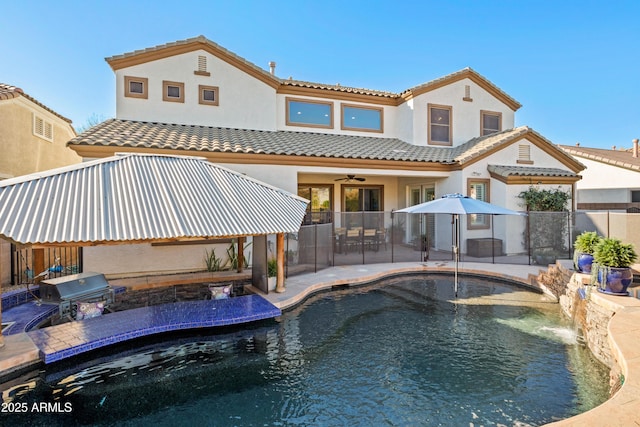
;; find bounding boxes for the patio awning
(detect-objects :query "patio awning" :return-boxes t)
[0,153,309,246]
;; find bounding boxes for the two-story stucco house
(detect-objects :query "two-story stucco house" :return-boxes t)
[67,36,584,276]
[0,84,81,285]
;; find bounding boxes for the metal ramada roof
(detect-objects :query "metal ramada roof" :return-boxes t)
[0,153,308,246]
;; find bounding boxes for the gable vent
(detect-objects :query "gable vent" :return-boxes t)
[33,114,53,142]
[463,84,472,102]
[194,55,211,76]
[518,144,532,163]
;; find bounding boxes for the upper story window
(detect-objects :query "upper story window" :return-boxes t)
[341,104,383,133]
[33,114,53,142]
[428,104,452,145]
[286,97,333,129]
[199,85,219,106]
[163,81,184,103]
[481,111,502,136]
[124,76,148,99]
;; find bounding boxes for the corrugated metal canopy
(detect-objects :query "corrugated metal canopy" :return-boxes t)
[0,153,309,246]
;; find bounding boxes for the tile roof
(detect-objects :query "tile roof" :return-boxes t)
[69,119,456,163]
[0,153,309,245]
[69,120,580,173]
[280,79,398,99]
[451,127,532,164]
[0,83,73,124]
[0,83,23,100]
[560,145,640,172]
[487,164,579,178]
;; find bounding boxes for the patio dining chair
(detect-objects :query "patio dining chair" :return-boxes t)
[346,229,362,253]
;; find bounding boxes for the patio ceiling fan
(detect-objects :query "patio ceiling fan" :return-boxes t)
[334,174,366,182]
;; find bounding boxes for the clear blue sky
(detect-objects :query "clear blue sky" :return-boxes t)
[2,0,638,149]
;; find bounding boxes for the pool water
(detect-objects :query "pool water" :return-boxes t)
[1,275,610,426]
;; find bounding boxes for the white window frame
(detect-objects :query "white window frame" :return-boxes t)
[468,179,490,229]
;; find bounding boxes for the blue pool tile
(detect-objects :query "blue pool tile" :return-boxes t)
[26,294,281,364]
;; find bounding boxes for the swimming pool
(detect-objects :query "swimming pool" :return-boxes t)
[1,275,610,426]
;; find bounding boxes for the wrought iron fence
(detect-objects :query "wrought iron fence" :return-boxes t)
[285,210,640,277]
[11,245,82,286]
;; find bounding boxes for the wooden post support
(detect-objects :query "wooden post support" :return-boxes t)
[0,292,3,348]
[237,236,244,273]
[275,233,285,293]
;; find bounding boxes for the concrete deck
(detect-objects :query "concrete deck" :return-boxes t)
[1,261,639,425]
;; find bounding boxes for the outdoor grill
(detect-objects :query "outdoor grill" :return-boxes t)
[39,272,114,319]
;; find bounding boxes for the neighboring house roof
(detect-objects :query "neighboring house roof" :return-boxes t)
[0,83,73,124]
[488,164,580,184]
[560,145,640,172]
[105,36,520,109]
[68,119,582,173]
[0,153,308,246]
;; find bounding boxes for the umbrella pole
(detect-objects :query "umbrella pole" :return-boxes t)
[454,214,459,298]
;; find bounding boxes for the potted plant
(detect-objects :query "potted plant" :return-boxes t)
[573,231,602,273]
[267,258,277,291]
[591,237,637,295]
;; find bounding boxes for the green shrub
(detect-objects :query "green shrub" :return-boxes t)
[593,238,638,268]
[574,231,602,254]
[267,258,278,277]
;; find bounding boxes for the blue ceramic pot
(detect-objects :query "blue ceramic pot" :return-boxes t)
[575,252,594,273]
[597,266,633,295]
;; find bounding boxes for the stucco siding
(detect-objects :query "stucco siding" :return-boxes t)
[115,50,277,130]
[575,157,640,191]
[83,242,245,278]
[410,78,516,147]
[0,97,79,179]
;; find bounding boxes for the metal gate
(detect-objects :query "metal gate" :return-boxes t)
[11,245,82,286]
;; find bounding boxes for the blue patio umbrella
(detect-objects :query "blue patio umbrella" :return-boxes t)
[396,193,526,297]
